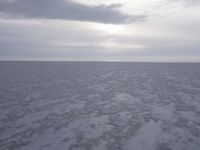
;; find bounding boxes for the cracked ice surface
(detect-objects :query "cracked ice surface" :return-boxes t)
[0,62,200,150]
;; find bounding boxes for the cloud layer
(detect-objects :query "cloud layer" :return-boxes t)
[0,0,145,24]
[0,0,199,62]
[168,0,200,6]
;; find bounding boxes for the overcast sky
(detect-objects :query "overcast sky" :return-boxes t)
[0,0,199,62]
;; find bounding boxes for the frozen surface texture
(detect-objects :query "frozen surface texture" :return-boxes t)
[0,62,200,150]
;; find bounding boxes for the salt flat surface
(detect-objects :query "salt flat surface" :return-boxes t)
[0,62,200,150]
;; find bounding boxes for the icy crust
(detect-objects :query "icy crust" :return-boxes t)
[0,62,200,150]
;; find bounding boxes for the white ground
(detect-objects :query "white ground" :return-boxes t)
[0,62,200,150]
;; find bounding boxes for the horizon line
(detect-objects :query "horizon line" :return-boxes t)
[0,60,200,63]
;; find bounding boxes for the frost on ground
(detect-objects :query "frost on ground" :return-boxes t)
[0,62,200,150]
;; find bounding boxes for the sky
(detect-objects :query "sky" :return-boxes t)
[0,0,200,62]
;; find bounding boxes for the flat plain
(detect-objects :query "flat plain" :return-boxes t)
[0,62,200,150]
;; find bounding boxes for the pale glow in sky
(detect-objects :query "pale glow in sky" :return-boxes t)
[0,0,199,62]
[95,24,125,34]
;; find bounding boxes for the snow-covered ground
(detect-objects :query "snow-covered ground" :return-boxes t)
[0,62,200,150]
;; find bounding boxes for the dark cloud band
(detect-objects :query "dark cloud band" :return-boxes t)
[0,0,145,24]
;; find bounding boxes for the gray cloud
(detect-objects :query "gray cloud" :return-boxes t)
[175,0,200,3]
[0,0,145,24]
[0,20,199,62]
[168,0,200,6]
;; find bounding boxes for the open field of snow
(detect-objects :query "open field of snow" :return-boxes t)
[0,62,200,150]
